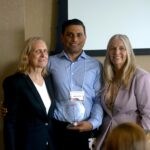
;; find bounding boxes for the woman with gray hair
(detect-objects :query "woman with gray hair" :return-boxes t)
[96,34,150,150]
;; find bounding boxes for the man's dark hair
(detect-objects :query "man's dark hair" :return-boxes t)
[61,19,86,35]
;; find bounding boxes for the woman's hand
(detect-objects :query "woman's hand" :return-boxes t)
[0,101,8,119]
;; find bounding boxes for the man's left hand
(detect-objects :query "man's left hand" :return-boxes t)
[67,121,93,132]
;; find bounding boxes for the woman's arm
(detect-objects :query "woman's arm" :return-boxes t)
[135,71,150,130]
[3,75,19,150]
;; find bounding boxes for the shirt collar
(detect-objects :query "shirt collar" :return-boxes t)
[58,50,87,61]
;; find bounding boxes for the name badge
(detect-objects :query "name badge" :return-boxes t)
[70,91,85,101]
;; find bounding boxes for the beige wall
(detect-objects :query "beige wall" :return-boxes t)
[25,0,57,50]
[0,0,150,150]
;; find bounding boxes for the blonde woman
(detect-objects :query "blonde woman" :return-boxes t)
[3,37,55,150]
[96,34,150,149]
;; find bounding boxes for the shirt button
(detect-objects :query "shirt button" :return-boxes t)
[45,123,48,126]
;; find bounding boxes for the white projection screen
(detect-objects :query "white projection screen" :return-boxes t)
[56,0,150,56]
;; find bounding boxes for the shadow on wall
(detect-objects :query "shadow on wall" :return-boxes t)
[0,61,18,100]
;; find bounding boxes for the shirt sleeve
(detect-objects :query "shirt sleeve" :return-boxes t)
[135,71,150,130]
[88,62,103,129]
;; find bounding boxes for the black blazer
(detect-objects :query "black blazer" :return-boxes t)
[3,72,56,150]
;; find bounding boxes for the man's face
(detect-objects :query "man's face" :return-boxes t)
[61,25,86,55]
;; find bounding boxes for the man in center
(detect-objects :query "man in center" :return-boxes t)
[48,19,103,150]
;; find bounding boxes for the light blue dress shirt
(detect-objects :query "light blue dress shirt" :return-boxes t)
[48,51,103,129]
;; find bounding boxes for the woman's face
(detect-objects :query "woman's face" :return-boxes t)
[109,38,127,70]
[28,40,48,69]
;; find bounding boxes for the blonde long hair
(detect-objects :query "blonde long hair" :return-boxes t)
[18,37,48,76]
[103,34,136,88]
